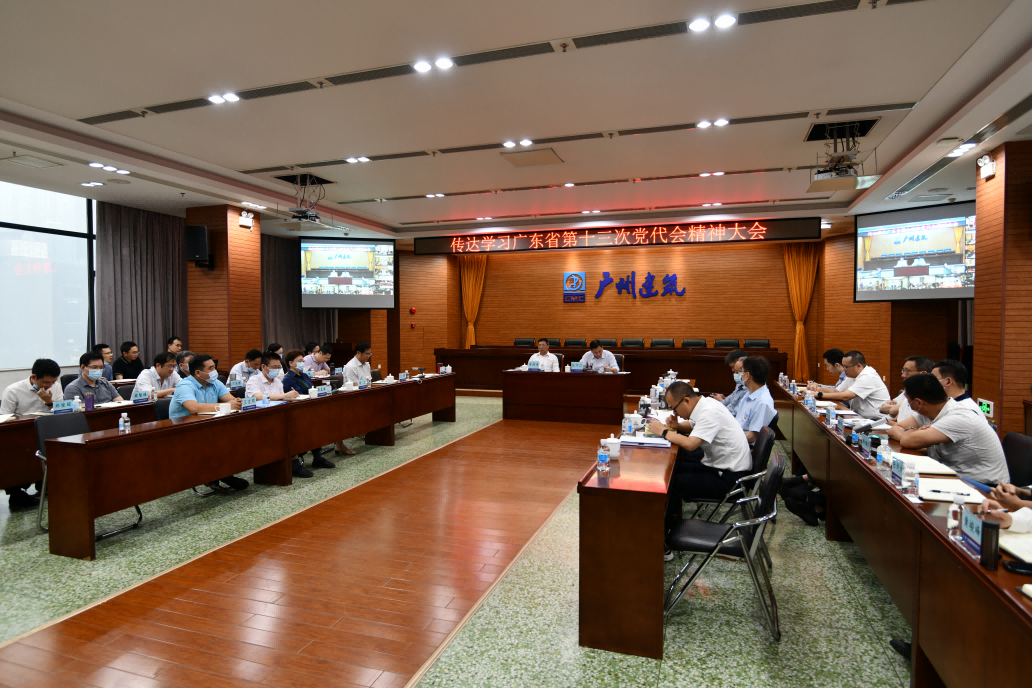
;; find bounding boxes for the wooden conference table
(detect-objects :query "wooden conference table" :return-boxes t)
[435,346,787,395]
[774,384,1032,687]
[38,374,455,561]
[502,370,629,425]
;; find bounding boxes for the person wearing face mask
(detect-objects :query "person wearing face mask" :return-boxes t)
[931,359,984,415]
[133,352,179,399]
[709,350,749,415]
[887,373,1009,484]
[281,349,344,473]
[809,350,890,420]
[64,351,121,405]
[881,355,934,422]
[245,352,300,403]
[92,343,115,381]
[173,351,194,384]
[169,354,247,491]
[734,356,776,445]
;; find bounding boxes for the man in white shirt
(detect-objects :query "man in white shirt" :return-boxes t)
[808,348,848,392]
[133,352,179,399]
[172,350,194,385]
[734,356,776,444]
[579,340,619,373]
[887,373,1009,484]
[932,359,984,415]
[303,347,332,378]
[812,350,890,419]
[344,342,373,384]
[245,352,300,402]
[648,381,752,536]
[228,349,263,388]
[528,338,559,372]
[881,355,934,422]
[1,358,63,509]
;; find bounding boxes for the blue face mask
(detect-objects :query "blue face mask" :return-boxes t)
[31,382,39,391]
[207,370,219,381]
[267,368,281,379]
[87,368,104,381]
[733,373,743,384]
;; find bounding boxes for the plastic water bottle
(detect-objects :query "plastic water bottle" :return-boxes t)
[901,460,918,494]
[827,406,836,427]
[790,380,797,395]
[947,494,964,541]
[597,441,610,475]
[876,444,890,478]
[118,413,127,433]
[73,395,82,412]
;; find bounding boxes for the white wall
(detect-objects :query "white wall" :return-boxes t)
[0,366,80,396]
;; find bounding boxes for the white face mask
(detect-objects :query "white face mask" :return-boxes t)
[733,372,742,384]
[267,368,281,379]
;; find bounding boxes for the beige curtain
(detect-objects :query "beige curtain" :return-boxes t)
[782,243,821,381]
[458,254,488,348]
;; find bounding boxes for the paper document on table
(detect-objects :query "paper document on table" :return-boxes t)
[620,435,671,448]
[872,423,892,431]
[892,453,957,476]
[1000,532,1032,563]
[97,400,130,408]
[197,410,239,416]
[917,478,982,503]
[0,414,12,423]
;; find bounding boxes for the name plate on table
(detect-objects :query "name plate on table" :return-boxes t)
[317,385,331,397]
[571,362,584,372]
[890,457,905,486]
[859,433,871,454]
[961,509,982,557]
[241,396,257,411]
[528,360,540,371]
[52,399,76,414]
[837,416,845,434]
[131,390,149,404]
[398,372,408,381]
[229,378,243,390]
[359,377,370,388]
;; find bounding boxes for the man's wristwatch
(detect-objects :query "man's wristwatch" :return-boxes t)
[817,392,823,400]
[662,429,669,439]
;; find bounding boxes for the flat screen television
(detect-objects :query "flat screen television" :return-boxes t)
[855,201,975,302]
[300,237,395,309]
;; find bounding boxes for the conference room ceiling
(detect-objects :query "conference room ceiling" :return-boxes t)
[0,0,1030,235]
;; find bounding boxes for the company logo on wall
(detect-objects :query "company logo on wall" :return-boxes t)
[563,272,586,303]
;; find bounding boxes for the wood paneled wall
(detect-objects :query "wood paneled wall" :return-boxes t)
[890,300,953,386]
[397,252,461,374]
[226,207,262,363]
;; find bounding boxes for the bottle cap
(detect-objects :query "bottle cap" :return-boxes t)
[905,460,916,468]
[610,433,615,439]
[953,494,966,505]
[121,412,128,418]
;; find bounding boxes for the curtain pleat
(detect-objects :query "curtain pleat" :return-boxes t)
[260,233,337,350]
[782,242,821,381]
[458,254,487,348]
[95,202,187,360]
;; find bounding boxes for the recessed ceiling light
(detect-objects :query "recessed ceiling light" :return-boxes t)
[958,143,977,150]
[712,202,722,206]
[435,57,453,70]
[435,193,444,197]
[89,162,104,168]
[703,203,712,207]
[503,141,516,148]
[414,60,432,73]
[484,217,492,220]
[426,194,435,198]
[346,158,359,163]
[208,95,225,104]
[564,182,575,187]
[714,14,737,28]
[712,171,724,176]
[81,182,103,186]
[592,210,600,213]
[947,149,965,157]
[222,93,239,102]
[357,157,370,162]
[116,169,130,175]
[102,165,117,171]
[581,210,591,214]
[697,120,712,129]
[689,18,710,31]
[477,217,484,221]
[519,139,533,147]
[714,119,729,127]
[700,172,712,177]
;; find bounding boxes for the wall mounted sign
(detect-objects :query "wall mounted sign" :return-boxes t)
[414,217,820,255]
[563,272,586,302]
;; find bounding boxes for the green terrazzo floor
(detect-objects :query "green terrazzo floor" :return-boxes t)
[0,396,504,645]
[418,441,913,688]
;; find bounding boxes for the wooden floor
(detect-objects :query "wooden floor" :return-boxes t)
[0,420,605,688]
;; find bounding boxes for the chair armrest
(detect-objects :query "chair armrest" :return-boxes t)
[734,470,766,485]
[731,501,778,530]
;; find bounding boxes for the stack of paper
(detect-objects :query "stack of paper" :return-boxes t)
[917,478,983,504]
[620,435,671,448]
[1001,531,1032,563]
[0,414,13,424]
[892,453,957,475]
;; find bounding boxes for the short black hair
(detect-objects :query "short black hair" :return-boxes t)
[92,343,110,354]
[267,343,282,353]
[904,373,948,404]
[843,350,866,367]
[79,351,103,367]
[31,358,61,379]
[742,356,770,385]
[166,335,182,346]
[666,380,699,402]
[934,359,968,388]
[822,348,844,365]
[120,340,138,354]
[905,356,935,373]
[588,339,601,350]
[285,349,305,366]
[724,349,747,365]
[261,352,282,367]
[305,341,319,354]
[176,350,194,367]
[537,338,549,345]
[153,352,176,367]
[320,345,333,356]
[189,354,214,375]
[355,341,371,354]
[244,349,263,362]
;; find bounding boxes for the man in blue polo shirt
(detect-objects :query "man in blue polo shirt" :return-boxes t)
[170,354,247,491]
[735,356,776,444]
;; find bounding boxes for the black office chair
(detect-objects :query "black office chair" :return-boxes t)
[217,374,228,386]
[513,338,535,347]
[34,414,143,536]
[613,354,623,372]
[664,451,784,640]
[371,369,383,382]
[681,339,707,348]
[117,386,134,401]
[714,339,740,348]
[767,412,780,437]
[744,339,771,349]
[547,338,561,347]
[1003,433,1032,487]
[555,353,564,370]
[650,339,675,348]
[60,373,78,391]
[621,338,644,348]
[153,398,172,421]
[564,339,587,348]
[597,338,618,348]
[691,426,776,521]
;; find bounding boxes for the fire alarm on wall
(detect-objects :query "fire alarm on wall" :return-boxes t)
[410,307,417,314]
[410,323,416,328]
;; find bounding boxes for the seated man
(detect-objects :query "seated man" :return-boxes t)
[133,352,179,398]
[166,336,183,355]
[710,349,748,415]
[735,356,776,444]
[880,355,935,421]
[812,348,847,389]
[303,346,333,378]
[304,341,320,358]
[228,349,263,388]
[0,358,63,509]
[344,342,373,385]
[887,373,1009,484]
[932,359,983,415]
[173,350,194,383]
[64,351,121,405]
[648,381,752,540]
[579,340,619,373]
[528,338,559,372]
[93,343,114,380]
[283,349,350,468]
[111,340,143,380]
[169,355,247,491]
[810,350,890,419]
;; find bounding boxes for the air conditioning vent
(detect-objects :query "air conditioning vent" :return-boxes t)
[572,22,687,49]
[453,43,554,67]
[326,65,415,86]
[0,154,63,169]
[146,98,211,115]
[238,81,317,100]
[501,148,564,168]
[805,119,878,142]
[826,103,915,116]
[738,0,859,26]
[79,110,143,126]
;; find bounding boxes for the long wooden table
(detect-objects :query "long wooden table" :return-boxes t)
[44,374,456,560]
[774,384,1032,687]
[502,370,629,425]
[435,346,787,395]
